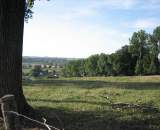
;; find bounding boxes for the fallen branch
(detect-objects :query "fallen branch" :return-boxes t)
[111,102,159,112]
[100,95,159,112]
[4,111,62,130]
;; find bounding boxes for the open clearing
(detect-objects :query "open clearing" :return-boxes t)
[1,76,160,130]
[21,76,160,130]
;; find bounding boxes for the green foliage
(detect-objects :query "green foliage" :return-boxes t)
[63,26,160,77]
[62,60,85,77]
[97,53,108,76]
[25,0,35,21]
[153,26,160,42]
[85,54,99,76]
[113,46,135,75]
[25,0,50,21]
[150,26,160,74]
[24,1,159,77]
[30,65,43,77]
[129,30,149,75]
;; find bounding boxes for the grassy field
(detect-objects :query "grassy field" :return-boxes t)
[0,76,160,130]
[20,76,160,130]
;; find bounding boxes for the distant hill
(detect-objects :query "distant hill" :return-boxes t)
[23,56,77,66]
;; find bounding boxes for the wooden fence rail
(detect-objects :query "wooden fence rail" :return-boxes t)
[0,94,20,130]
[0,95,62,130]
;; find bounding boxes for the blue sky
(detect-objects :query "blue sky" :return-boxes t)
[23,0,160,58]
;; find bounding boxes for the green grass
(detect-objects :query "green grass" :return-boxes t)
[1,76,160,130]
[22,76,160,130]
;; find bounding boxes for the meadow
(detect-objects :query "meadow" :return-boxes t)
[21,76,160,130]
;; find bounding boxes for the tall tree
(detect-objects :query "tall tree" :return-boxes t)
[113,45,135,76]
[129,30,149,75]
[153,26,160,43]
[0,0,33,115]
[97,53,108,76]
[150,26,160,74]
[85,54,99,76]
[148,35,158,74]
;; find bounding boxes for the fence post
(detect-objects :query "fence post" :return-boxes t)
[1,94,21,130]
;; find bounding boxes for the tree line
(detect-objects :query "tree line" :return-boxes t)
[62,26,160,77]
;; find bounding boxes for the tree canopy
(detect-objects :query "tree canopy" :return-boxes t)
[62,26,160,77]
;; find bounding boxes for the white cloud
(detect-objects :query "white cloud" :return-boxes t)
[23,0,160,58]
[128,18,160,29]
[134,20,156,29]
[97,0,160,10]
[59,7,96,21]
[140,0,160,10]
[33,0,137,22]
[102,0,137,9]
[23,20,129,58]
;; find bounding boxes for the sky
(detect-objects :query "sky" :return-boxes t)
[23,0,160,58]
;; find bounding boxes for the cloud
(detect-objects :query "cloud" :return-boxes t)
[97,0,160,10]
[59,7,97,21]
[102,0,137,9]
[140,0,160,10]
[56,0,160,22]
[24,20,129,58]
[24,0,160,58]
[134,19,157,29]
[127,18,160,29]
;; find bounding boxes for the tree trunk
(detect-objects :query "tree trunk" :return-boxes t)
[0,0,32,115]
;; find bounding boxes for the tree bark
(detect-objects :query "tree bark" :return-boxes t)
[0,0,32,115]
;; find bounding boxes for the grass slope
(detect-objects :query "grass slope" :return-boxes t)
[22,76,160,130]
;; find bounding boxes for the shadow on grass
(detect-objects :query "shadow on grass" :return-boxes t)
[25,97,160,130]
[35,106,160,130]
[27,98,109,106]
[23,79,160,129]
[24,79,160,90]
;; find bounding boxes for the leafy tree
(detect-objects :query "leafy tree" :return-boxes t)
[153,26,160,42]
[106,54,116,76]
[78,59,86,77]
[63,60,84,77]
[113,45,135,75]
[142,53,151,74]
[85,54,99,76]
[62,63,72,77]
[147,36,158,74]
[62,26,160,77]
[97,53,108,76]
[129,30,149,75]
[70,60,81,77]
[149,26,160,74]
[30,65,43,77]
